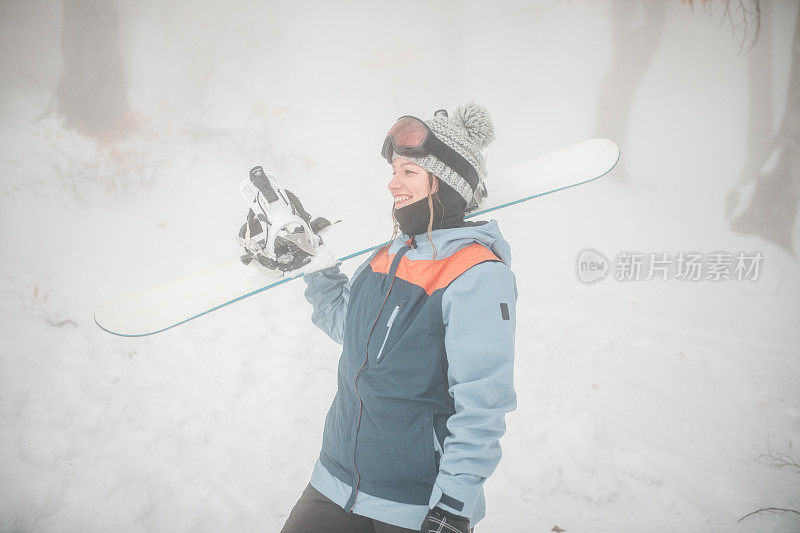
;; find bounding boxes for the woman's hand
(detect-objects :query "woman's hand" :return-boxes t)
[420,506,471,533]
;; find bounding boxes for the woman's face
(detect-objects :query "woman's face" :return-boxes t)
[388,157,438,209]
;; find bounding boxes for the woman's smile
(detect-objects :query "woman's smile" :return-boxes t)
[393,193,413,208]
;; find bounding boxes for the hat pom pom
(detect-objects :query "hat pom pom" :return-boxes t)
[455,101,495,149]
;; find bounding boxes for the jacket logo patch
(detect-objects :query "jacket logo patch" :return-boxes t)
[439,492,465,511]
[500,302,510,320]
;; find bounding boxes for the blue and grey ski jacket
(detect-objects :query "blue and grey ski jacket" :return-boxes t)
[302,219,517,529]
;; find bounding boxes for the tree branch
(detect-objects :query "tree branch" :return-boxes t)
[738,507,800,523]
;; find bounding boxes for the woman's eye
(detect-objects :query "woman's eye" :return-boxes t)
[405,170,415,175]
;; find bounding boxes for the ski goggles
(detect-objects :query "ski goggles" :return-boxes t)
[381,115,481,193]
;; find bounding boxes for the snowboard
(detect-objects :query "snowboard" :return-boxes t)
[95,138,619,337]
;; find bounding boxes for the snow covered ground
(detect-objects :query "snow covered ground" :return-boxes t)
[1,1,799,532]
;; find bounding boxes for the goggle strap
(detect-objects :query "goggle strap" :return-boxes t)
[425,134,480,191]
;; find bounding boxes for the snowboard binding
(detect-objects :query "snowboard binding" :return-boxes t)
[237,166,332,276]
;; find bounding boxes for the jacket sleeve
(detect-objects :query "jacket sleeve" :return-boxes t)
[430,260,518,519]
[302,257,372,344]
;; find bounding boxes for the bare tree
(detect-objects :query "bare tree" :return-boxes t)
[725,12,773,220]
[682,0,762,55]
[681,1,798,255]
[56,0,129,141]
[593,0,666,184]
[729,5,799,256]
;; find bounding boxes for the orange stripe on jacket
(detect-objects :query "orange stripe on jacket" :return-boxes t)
[370,243,501,295]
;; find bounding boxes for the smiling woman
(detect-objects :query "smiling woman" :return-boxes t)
[386,158,450,255]
[389,158,438,210]
[286,102,518,533]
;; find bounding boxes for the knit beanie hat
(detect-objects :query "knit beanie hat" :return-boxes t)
[390,101,496,211]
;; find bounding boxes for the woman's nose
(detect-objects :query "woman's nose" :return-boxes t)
[387,173,401,191]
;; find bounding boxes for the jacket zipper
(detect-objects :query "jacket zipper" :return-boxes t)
[433,424,443,456]
[375,296,408,365]
[348,245,409,511]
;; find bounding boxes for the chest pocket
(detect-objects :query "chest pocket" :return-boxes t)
[375,295,409,365]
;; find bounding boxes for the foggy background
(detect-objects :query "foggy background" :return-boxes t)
[1,0,799,531]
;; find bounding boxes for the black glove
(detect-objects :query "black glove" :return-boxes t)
[420,506,471,533]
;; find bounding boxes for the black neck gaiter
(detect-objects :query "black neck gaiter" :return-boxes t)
[394,183,467,236]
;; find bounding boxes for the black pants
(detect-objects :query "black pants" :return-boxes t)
[280,483,420,533]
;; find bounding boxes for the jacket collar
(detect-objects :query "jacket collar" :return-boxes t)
[394,219,512,267]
